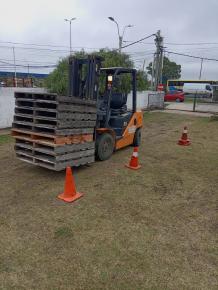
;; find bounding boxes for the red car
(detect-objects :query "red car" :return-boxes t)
[164,91,185,102]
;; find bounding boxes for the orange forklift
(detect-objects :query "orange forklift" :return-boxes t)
[69,56,143,161]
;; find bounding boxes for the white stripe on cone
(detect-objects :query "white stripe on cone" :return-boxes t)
[133,152,138,157]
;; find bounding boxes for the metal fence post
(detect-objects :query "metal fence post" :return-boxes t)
[193,91,197,112]
[147,93,150,110]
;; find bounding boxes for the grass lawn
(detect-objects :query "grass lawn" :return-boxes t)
[0,134,12,145]
[0,112,217,289]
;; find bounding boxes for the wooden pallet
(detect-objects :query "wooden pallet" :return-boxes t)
[15,146,94,162]
[11,128,93,145]
[13,92,97,170]
[15,139,95,155]
[15,149,95,171]
[14,93,97,135]
[15,92,97,109]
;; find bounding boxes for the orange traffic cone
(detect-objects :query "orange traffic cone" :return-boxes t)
[58,166,84,203]
[178,126,191,146]
[125,147,141,170]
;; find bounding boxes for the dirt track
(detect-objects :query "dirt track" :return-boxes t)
[0,112,217,290]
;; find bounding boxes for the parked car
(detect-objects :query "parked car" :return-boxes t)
[183,83,213,98]
[164,91,185,102]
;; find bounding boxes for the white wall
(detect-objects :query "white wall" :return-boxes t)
[127,90,164,110]
[127,91,150,110]
[0,88,164,129]
[0,87,46,128]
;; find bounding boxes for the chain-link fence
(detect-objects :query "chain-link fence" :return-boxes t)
[166,93,218,114]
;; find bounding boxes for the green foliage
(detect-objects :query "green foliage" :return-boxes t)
[137,70,149,91]
[146,56,181,84]
[44,58,68,95]
[45,49,149,94]
[0,135,12,145]
[97,49,133,68]
[45,50,89,95]
[32,77,44,88]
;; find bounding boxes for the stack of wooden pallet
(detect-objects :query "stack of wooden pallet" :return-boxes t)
[11,92,97,171]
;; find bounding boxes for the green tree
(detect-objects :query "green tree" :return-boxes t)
[44,58,68,95]
[137,70,149,91]
[45,49,149,94]
[146,56,181,84]
[45,50,87,95]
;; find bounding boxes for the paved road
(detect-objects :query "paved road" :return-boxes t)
[166,102,218,113]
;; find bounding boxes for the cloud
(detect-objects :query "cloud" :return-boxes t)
[0,0,218,79]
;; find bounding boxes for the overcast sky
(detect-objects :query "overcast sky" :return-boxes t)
[1,0,218,79]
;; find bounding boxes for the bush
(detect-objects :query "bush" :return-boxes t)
[45,49,149,94]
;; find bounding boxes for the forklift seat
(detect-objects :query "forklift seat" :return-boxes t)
[97,92,131,136]
[110,93,127,109]
[98,92,128,115]
[110,93,128,115]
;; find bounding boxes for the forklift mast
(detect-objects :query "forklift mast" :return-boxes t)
[68,55,102,100]
[68,56,137,112]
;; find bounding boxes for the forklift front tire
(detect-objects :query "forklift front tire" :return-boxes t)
[96,133,115,161]
[132,128,142,147]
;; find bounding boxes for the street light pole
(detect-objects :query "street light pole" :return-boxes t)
[64,17,76,55]
[121,25,133,51]
[108,17,133,53]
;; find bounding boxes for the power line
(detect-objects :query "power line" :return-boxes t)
[130,53,155,61]
[121,33,156,49]
[0,45,69,53]
[0,42,154,55]
[165,50,218,62]
[128,50,155,55]
[164,46,218,54]
[165,42,218,46]
[0,40,102,50]
[123,40,154,44]
[0,58,56,65]
[0,41,69,49]
[124,40,218,50]
[0,44,100,53]
[0,59,57,68]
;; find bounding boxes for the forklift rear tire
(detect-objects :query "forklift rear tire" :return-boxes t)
[132,128,142,147]
[96,133,115,161]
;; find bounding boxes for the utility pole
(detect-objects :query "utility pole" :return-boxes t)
[160,46,164,86]
[151,53,156,90]
[12,47,17,87]
[193,58,204,112]
[142,59,146,71]
[153,30,164,90]
[199,58,203,80]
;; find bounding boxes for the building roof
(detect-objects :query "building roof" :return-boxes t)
[0,71,48,78]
